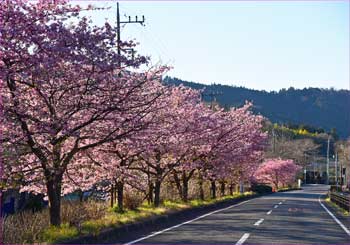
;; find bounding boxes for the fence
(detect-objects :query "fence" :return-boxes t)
[329,192,350,212]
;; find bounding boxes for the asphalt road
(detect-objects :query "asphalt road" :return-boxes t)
[119,184,350,245]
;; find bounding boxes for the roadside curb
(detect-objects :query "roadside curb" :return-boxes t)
[61,193,261,244]
[277,187,302,193]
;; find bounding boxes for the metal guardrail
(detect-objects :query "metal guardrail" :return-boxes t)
[330,192,350,212]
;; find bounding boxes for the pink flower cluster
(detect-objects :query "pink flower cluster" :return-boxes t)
[0,0,268,223]
[252,158,301,189]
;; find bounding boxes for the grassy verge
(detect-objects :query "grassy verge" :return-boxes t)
[41,192,253,243]
[325,197,349,216]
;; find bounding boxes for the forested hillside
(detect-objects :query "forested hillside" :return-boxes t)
[164,77,350,138]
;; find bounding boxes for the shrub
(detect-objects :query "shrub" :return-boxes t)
[330,185,342,193]
[251,184,272,194]
[124,193,144,210]
[3,208,49,244]
[23,194,46,212]
[3,200,108,244]
[61,200,107,232]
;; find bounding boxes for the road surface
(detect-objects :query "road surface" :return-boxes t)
[117,185,350,244]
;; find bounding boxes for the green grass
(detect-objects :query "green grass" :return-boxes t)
[40,223,78,243]
[40,192,254,243]
[163,200,190,210]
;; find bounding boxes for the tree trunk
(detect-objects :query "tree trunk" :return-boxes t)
[154,180,161,207]
[110,185,114,208]
[148,182,154,205]
[275,175,279,191]
[114,185,117,205]
[182,172,189,202]
[173,172,182,199]
[198,171,204,200]
[154,163,163,207]
[210,180,216,199]
[116,181,124,212]
[220,181,225,196]
[78,189,84,202]
[47,179,62,226]
[229,183,233,195]
[239,181,244,193]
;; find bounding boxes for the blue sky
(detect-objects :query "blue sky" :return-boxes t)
[77,1,349,91]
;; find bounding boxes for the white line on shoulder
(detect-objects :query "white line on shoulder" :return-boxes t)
[124,199,252,245]
[318,195,350,236]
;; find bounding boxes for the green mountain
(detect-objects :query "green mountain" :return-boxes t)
[164,77,350,139]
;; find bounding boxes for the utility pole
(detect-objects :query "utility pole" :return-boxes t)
[303,152,307,184]
[116,2,145,69]
[326,134,330,185]
[335,152,338,189]
[272,127,276,154]
[340,146,345,186]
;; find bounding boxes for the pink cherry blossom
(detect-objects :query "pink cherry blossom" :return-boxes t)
[252,158,301,190]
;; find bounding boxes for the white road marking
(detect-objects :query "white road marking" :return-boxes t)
[254,218,264,226]
[318,196,350,237]
[274,205,278,208]
[124,199,252,245]
[236,233,250,245]
[278,202,282,205]
[267,210,272,215]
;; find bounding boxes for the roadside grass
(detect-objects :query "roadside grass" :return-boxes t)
[325,197,349,216]
[41,191,253,243]
[40,223,79,244]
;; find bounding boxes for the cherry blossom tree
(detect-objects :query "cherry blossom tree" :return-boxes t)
[0,0,167,225]
[170,102,217,202]
[253,158,301,190]
[196,103,267,197]
[85,135,150,211]
[0,0,272,227]
[130,86,206,207]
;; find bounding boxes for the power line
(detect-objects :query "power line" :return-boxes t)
[121,4,176,66]
[116,2,145,69]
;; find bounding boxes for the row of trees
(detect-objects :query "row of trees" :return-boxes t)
[335,140,350,187]
[0,0,300,227]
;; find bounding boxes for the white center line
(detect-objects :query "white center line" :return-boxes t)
[254,218,264,226]
[267,210,272,215]
[236,233,250,245]
[274,205,278,208]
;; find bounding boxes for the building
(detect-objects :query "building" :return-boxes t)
[304,160,347,187]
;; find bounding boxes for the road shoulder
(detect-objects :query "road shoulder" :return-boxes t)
[62,193,262,244]
[323,198,350,227]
